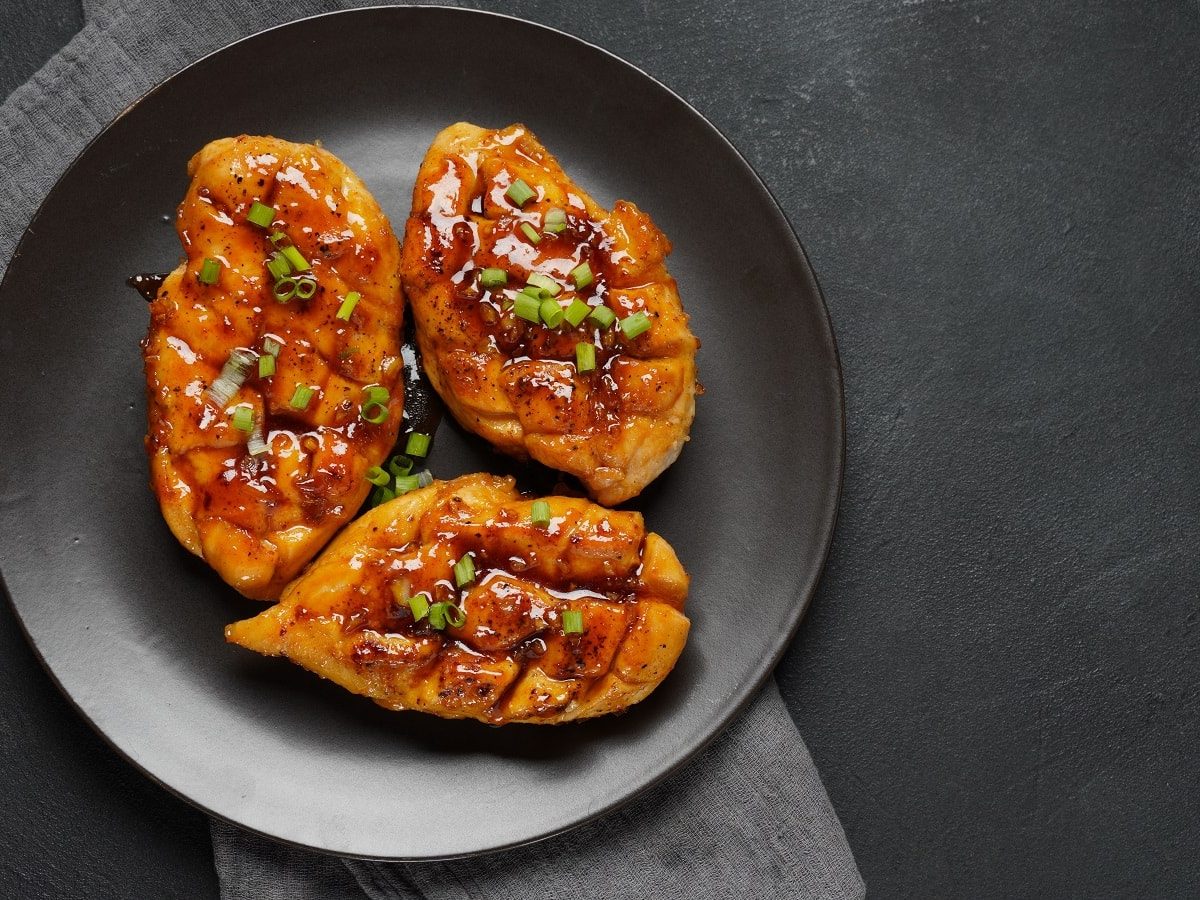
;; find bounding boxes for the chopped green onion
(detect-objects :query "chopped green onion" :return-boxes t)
[531,499,551,527]
[562,609,584,634]
[266,253,291,281]
[205,348,256,406]
[289,384,315,410]
[519,222,542,244]
[246,201,275,228]
[360,401,388,424]
[295,277,317,300]
[417,470,434,488]
[198,257,221,285]
[394,474,421,494]
[513,291,541,322]
[258,353,275,378]
[273,277,298,303]
[336,291,361,321]
[368,485,395,507]
[269,230,287,246]
[620,311,652,338]
[280,245,310,272]
[505,178,536,207]
[405,432,431,457]
[365,465,390,486]
[540,298,565,328]
[428,603,448,630]
[588,305,617,328]
[575,341,596,373]
[262,337,282,357]
[526,273,561,296]
[520,285,550,302]
[570,261,594,290]
[479,268,507,289]
[363,385,389,404]
[564,299,591,327]
[444,604,466,628]
[388,455,413,478]
[453,553,476,588]
[545,207,567,233]
[408,592,430,621]
[247,421,270,457]
[231,405,255,433]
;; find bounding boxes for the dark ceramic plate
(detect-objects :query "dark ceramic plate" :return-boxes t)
[0,7,842,859]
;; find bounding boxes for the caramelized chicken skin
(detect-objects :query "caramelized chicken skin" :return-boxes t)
[143,136,404,599]
[400,124,699,506]
[225,474,690,724]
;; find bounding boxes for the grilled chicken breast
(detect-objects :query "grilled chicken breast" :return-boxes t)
[400,124,699,506]
[143,136,404,599]
[226,474,690,724]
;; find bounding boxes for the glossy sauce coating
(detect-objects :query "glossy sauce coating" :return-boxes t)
[401,123,699,506]
[225,474,690,724]
[143,136,404,599]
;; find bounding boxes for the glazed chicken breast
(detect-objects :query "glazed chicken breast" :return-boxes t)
[400,123,699,506]
[226,474,690,724]
[143,136,404,599]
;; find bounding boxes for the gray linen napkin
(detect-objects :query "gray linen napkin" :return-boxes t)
[0,2,864,897]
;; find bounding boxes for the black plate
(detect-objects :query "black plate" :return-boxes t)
[0,7,843,859]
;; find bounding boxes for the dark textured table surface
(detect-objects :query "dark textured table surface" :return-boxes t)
[2,1,1197,897]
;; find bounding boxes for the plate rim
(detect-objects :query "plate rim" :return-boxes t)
[0,3,846,861]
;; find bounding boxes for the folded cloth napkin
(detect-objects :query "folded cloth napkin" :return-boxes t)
[0,2,864,897]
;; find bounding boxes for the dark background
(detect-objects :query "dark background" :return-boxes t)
[2,1,1197,897]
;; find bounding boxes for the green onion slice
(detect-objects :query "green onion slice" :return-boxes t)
[405,432,431,458]
[505,178,536,207]
[269,230,287,246]
[206,348,256,407]
[416,470,434,489]
[266,253,291,281]
[588,305,617,328]
[246,421,270,457]
[564,299,591,327]
[575,341,596,373]
[408,592,430,622]
[545,207,567,233]
[289,384,315,410]
[388,455,413,478]
[570,261,594,290]
[198,257,221,285]
[479,268,507,289]
[360,401,388,424]
[394,474,421,494]
[262,337,282,357]
[526,273,561,296]
[620,311,652,338]
[295,277,317,300]
[258,354,275,378]
[444,604,467,628]
[453,553,476,588]
[539,298,565,328]
[281,245,310,272]
[428,602,448,630]
[336,291,361,321]
[273,277,298,303]
[231,404,255,433]
[519,222,542,245]
[531,499,551,527]
[368,485,395,508]
[562,609,585,634]
[365,465,390,486]
[513,292,541,322]
[246,201,275,228]
[363,385,389,405]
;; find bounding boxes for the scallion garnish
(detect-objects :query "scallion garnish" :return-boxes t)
[405,432,431,457]
[562,609,584,634]
[258,353,275,378]
[269,230,287,246]
[539,298,565,328]
[505,178,536,207]
[416,470,434,488]
[361,402,388,424]
[519,222,542,245]
[231,404,255,433]
[246,201,275,228]
[273,277,298,303]
[205,348,256,407]
[295,277,317,300]
[388,455,413,478]
[198,257,221,285]
[365,465,390,486]
[588,305,617,328]
[479,268,508,289]
[280,245,309,272]
[289,384,315,410]
[444,604,466,627]
[262,337,282,357]
[394,474,421,494]
[526,273,561,296]
[453,553,476,588]
[513,292,541,322]
[427,601,466,630]
[266,253,291,281]
[368,485,395,508]
[247,420,270,457]
[531,499,551,527]
[575,341,596,373]
[363,385,389,404]
[408,592,430,622]
[336,291,361,321]
[620,311,652,338]
[545,207,567,233]
[564,299,591,327]
[570,261,594,290]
